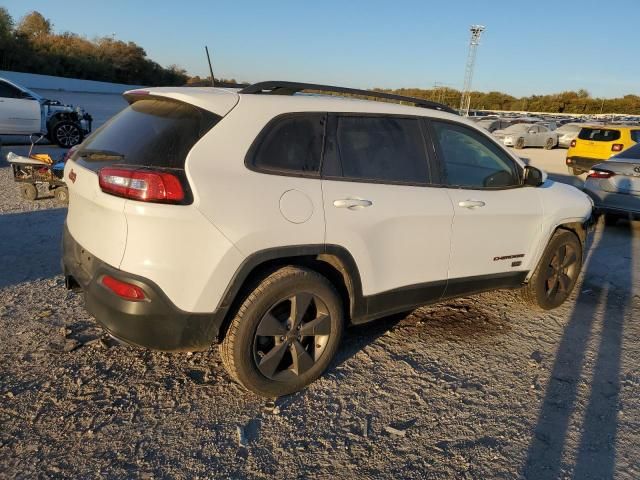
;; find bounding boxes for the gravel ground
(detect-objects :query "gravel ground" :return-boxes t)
[0,144,639,479]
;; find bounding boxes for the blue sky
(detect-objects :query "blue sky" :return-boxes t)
[4,0,639,98]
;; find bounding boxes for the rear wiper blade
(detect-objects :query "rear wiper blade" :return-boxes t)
[78,149,125,161]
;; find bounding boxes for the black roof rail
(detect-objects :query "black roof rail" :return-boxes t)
[239,81,458,115]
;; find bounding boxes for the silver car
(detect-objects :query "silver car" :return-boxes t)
[555,123,584,148]
[584,142,640,223]
[492,123,558,149]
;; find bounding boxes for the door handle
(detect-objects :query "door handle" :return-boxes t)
[458,199,485,209]
[333,198,373,210]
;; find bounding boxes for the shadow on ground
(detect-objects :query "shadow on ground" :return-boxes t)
[523,220,634,478]
[0,208,66,289]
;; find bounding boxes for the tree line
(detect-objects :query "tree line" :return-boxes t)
[376,87,640,115]
[0,9,188,86]
[1,9,638,113]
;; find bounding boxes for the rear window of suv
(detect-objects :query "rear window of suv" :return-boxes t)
[73,98,220,171]
[578,128,621,142]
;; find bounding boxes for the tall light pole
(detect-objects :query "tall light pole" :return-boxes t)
[459,25,485,116]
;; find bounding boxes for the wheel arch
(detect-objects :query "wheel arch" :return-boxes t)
[526,219,587,283]
[215,245,364,342]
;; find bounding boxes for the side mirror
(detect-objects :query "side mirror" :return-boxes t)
[523,165,546,186]
[528,129,536,134]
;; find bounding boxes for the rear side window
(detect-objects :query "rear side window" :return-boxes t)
[329,116,429,184]
[250,114,325,175]
[432,120,520,189]
[631,130,640,143]
[578,128,621,142]
[74,98,220,170]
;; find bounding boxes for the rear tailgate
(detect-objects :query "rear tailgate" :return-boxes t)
[64,159,127,268]
[576,127,622,158]
[64,89,235,270]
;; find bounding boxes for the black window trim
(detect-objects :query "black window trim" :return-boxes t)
[320,112,437,188]
[425,117,525,191]
[244,112,327,179]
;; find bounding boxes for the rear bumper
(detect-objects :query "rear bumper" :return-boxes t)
[566,156,606,173]
[62,224,224,351]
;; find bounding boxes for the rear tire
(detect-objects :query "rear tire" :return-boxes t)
[54,186,69,204]
[544,138,555,150]
[568,166,582,176]
[515,137,525,149]
[219,266,344,397]
[521,230,582,310]
[19,183,38,201]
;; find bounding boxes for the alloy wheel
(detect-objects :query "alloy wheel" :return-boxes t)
[253,292,332,381]
[544,243,578,301]
[56,124,81,147]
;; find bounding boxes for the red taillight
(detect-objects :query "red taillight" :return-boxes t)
[587,169,615,179]
[98,167,185,202]
[570,140,576,148]
[611,144,623,152]
[101,275,146,301]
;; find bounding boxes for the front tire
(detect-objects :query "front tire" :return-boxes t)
[544,137,555,150]
[219,266,344,397]
[521,230,582,310]
[515,137,525,149]
[51,121,83,148]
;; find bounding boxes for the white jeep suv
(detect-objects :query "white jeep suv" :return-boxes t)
[62,81,593,397]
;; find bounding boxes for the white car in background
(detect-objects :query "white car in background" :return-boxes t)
[0,77,92,147]
[62,81,593,397]
[556,123,584,148]
[493,123,559,149]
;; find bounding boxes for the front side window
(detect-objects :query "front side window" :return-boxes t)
[331,116,429,184]
[432,121,520,189]
[251,114,325,175]
[0,81,21,99]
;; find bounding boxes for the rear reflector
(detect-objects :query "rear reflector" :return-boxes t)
[587,169,615,179]
[570,140,576,148]
[612,144,624,152]
[101,275,146,301]
[566,158,573,164]
[98,167,184,202]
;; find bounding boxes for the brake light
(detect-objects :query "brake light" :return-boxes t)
[611,144,624,152]
[98,167,184,202]
[570,140,576,148]
[587,169,615,179]
[101,275,146,301]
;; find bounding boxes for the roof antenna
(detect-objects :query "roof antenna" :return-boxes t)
[205,46,215,87]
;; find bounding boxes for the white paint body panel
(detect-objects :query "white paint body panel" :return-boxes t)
[446,187,543,278]
[63,161,128,269]
[0,97,41,134]
[65,86,593,316]
[322,180,453,295]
